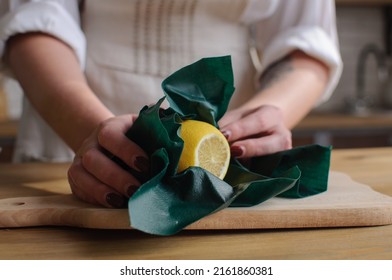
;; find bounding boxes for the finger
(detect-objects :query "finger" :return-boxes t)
[97,115,149,172]
[220,106,283,142]
[231,130,292,158]
[68,158,126,208]
[81,147,141,197]
[218,108,242,128]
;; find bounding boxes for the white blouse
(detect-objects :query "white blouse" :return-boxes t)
[0,0,342,162]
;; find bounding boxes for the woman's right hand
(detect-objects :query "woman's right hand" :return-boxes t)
[67,114,150,208]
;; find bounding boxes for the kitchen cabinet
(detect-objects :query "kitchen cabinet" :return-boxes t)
[293,113,392,148]
[337,0,392,5]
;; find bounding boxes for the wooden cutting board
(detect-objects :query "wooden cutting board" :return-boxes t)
[0,171,392,231]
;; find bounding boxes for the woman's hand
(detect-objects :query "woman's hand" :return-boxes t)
[6,34,150,208]
[219,105,292,158]
[67,114,149,208]
[218,51,330,159]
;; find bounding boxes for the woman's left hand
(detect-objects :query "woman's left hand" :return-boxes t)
[218,105,292,158]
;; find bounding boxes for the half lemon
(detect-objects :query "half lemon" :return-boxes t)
[177,120,230,179]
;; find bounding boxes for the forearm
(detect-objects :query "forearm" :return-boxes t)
[5,33,113,151]
[240,51,329,129]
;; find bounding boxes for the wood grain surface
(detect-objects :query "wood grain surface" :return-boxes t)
[0,147,392,259]
[0,172,391,230]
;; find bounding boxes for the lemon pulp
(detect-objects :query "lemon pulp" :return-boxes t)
[177,120,230,179]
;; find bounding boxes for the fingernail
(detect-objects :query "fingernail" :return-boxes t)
[231,146,244,158]
[127,185,139,197]
[221,130,231,140]
[106,192,125,208]
[134,156,150,173]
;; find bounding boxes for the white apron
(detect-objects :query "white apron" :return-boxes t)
[0,0,342,162]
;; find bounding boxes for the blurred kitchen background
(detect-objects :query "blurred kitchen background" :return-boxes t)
[1,0,392,162]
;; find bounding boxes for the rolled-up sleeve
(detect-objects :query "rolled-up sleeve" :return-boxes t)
[0,0,86,71]
[253,0,343,104]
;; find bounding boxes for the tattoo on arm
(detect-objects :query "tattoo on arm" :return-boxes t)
[258,55,293,91]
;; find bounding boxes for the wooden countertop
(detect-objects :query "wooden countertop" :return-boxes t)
[0,147,392,260]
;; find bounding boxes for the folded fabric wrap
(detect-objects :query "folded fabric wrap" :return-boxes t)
[122,56,331,235]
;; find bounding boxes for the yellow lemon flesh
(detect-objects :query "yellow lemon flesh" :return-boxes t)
[177,120,230,179]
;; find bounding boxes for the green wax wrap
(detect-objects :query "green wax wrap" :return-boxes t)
[124,56,331,235]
